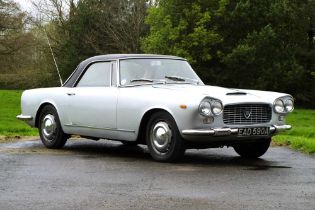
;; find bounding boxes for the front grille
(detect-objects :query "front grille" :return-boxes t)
[223,104,272,125]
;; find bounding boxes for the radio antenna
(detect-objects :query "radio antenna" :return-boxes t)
[43,29,63,86]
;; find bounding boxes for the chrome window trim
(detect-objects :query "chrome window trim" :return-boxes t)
[63,65,79,87]
[110,60,118,87]
[70,57,187,88]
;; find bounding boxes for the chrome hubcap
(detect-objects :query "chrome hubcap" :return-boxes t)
[41,114,56,141]
[150,121,172,153]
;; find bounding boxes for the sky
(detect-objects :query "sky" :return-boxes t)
[15,0,34,12]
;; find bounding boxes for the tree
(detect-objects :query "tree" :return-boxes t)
[33,0,151,80]
[219,0,315,107]
[0,0,31,72]
[142,0,315,107]
[142,0,227,63]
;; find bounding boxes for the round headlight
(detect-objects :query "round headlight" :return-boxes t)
[199,101,211,116]
[284,99,294,112]
[211,100,223,115]
[274,99,285,113]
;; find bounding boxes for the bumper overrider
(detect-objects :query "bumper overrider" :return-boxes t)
[182,125,291,136]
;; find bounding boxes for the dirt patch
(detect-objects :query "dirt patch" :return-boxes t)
[0,136,38,143]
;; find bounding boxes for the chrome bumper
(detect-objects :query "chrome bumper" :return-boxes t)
[182,125,291,136]
[16,114,33,121]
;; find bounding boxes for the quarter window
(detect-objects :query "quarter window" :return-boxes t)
[77,62,111,87]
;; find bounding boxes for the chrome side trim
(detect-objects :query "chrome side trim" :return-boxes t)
[182,129,215,135]
[64,123,135,133]
[182,125,291,136]
[182,128,238,136]
[16,114,33,121]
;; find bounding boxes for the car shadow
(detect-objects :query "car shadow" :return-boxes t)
[60,139,291,170]
[64,140,152,160]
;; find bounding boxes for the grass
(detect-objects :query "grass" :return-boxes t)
[273,109,315,154]
[0,90,37,137]
[0,90,314,154]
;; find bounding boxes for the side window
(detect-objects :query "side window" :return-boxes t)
[77,62,111,87]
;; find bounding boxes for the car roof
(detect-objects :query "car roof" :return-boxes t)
[85,54,184,61]
[63,54,186,87]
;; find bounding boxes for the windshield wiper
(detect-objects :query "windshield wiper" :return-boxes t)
[165,75,199,84]
[165,76,185,82]
[130,78,154,83]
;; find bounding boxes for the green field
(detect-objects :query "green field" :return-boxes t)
[0,90,37,136]
[0,90,314,154]
[273,109,315,154]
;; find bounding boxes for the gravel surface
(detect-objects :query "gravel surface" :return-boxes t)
[0,138,314,210]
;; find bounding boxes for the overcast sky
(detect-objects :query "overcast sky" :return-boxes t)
[15,0,33,12]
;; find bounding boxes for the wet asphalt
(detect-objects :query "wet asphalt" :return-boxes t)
[0,138,314,210]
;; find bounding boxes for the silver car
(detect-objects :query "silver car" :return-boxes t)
[17,54,294,162]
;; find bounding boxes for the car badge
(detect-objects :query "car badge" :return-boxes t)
[243,110,252,119]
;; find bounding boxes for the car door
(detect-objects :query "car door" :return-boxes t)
[65,61,118,137]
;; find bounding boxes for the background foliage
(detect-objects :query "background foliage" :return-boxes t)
[0,0,314,107]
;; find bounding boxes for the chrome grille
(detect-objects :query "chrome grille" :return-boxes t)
[223,104,272,125]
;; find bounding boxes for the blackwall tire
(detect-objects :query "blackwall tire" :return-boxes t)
[38,105,68,149]
[233,138,271,158]
[146,111,186,162]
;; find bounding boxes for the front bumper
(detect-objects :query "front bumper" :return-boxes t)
[182,125,291,136]
[16,114,33,121]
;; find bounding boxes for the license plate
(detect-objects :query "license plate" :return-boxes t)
[238,127,269,136]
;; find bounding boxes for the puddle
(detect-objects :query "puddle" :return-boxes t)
[245,165,291,170]
[1,140,40,149]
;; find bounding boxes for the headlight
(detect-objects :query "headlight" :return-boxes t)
[274,99,285,113]
[199,100,211,116]
[211,100,223,115]
[284,99,294,112]
[199,98,223,116]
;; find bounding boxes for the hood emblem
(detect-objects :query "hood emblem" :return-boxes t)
[243,110,252,119]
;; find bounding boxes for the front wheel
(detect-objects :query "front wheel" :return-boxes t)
[146,111,186,162]
[38,105,68,149]
[233,138,271,158]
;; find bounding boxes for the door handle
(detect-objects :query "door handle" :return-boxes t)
[67,93,76,96]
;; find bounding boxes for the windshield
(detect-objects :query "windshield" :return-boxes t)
[119,58,203,86]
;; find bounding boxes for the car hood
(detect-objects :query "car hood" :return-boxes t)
[151,84,290,105]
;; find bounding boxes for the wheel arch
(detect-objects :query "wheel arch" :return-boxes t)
[137,108,175,144]
[35,102,59,128]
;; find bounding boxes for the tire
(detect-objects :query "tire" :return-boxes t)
[38,105,68,149]
[233,138,271,158]
[146,111,186,162]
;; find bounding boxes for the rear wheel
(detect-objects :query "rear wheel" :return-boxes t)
[233,138,271,158]
[146,111,186,162]
[38,105,68,149]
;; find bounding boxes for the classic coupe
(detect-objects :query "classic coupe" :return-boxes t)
[17,54,294,162]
